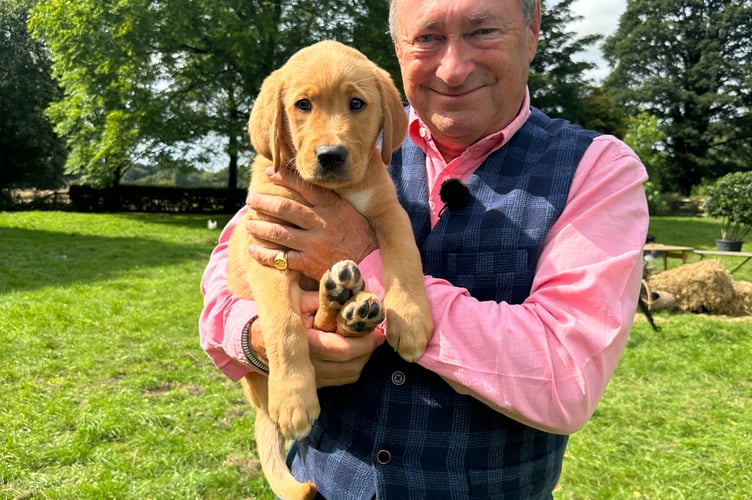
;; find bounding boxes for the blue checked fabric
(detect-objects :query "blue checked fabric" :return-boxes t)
[287,107,597,499]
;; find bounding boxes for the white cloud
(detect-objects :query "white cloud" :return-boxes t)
[563,0,627,82]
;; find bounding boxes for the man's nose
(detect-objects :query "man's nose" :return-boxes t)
[435,38,475,87]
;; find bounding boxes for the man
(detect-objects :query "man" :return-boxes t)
[200,0,649,497]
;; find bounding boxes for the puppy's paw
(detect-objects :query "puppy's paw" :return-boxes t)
[384,297,433,362]
[322,260,365,307]
[268,370,320,440]
[338,291,385,336]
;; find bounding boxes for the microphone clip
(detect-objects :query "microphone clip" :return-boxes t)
[439,178,470,217]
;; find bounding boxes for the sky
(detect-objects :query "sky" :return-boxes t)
[566,0,628,82]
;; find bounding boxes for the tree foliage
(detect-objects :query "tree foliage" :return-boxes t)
[603,0,752,195]
[0,0,66,189]
[29,0,396,188]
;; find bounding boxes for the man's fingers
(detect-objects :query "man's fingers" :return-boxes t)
[246,218,302,249]
[308,329,385,362]
[266,166,340,208]
[246,193,315,230]
[300,291,320,315]
[247,244,301,271]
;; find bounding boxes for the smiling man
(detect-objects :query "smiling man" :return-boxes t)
[392,0,538,158]
[200,0,649,497]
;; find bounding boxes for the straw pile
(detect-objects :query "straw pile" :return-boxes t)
[734,280,752,315]
[647,260,750,316]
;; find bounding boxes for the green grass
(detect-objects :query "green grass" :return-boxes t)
[1,211,275,500]
[559,315,751,499]
[1,212,750,499]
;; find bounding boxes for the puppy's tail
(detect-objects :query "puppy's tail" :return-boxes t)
[255,410,317,500]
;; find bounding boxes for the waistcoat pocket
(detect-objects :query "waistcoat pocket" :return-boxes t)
[446,250,530,303]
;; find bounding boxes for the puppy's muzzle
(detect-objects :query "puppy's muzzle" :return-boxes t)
[316,145,348,171]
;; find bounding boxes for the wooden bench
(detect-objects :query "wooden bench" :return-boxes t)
[643,243,695,270]
[693,250,752,274]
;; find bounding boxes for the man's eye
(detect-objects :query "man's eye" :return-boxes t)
[350,98,366,112]
[296,99,312,112]
[415,34,441,44]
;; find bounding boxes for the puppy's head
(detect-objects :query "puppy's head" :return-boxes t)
[248,40,407,188]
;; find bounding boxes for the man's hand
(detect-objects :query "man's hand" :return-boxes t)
[307,327,385,388]
[246,166,378,280]
[250,290,385,388]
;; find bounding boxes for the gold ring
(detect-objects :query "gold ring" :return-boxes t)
[273,250,288,271]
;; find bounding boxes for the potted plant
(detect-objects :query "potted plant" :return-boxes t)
[703,171,752,251]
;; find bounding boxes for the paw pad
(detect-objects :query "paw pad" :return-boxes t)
[341,292,384,335]
[323,260,365,306]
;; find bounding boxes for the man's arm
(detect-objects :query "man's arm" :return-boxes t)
[357,136,649,434]
[199,208,258,381]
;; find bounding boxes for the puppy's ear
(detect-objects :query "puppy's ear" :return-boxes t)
[376,68,408,165]
[248,70,293,171]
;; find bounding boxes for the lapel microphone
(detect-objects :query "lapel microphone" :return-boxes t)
[439,178,470,217]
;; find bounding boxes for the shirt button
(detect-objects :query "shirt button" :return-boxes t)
[391,371,406,386]
[419,127,428,138]
[376,449,392,465]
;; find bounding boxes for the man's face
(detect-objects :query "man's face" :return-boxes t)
[393,0,540,155]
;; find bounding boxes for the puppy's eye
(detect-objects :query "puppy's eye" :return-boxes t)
[296,99,312,112]
[350,98,366,112]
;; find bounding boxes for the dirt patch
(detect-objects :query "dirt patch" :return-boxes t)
[224,453,263,481]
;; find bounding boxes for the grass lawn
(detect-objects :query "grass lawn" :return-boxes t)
[1,211,750,499]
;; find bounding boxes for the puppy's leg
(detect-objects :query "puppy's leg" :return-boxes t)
[252,264,320,440]
[242,374,316,500]
[358,182,433,361]
[378,238,433,361]
[315,260,384,336]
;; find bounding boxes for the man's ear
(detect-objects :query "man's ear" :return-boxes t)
[528,1,542,62]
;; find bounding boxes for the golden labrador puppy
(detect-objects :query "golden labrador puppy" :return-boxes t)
[227,40,434,499]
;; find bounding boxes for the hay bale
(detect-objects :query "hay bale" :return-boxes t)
[647,260,745,316]
[734,281,752,316]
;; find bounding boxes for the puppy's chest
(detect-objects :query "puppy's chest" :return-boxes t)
[342,188,376,214]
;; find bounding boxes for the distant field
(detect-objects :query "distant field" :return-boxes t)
[1,212,749,498]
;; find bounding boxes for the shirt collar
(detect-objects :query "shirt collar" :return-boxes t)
[408,88,532,161]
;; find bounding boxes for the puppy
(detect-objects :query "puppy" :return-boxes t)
[227,40,434,499]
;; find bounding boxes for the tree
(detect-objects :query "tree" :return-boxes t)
[530,0,627,135]
[29,0,398,189]
[603,0,752,195]
[0,0,66,189]
[623,111,670,213]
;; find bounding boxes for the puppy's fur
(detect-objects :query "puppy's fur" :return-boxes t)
[227,41,433,499]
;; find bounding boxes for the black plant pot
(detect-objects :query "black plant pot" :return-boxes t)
[715,239,744,252]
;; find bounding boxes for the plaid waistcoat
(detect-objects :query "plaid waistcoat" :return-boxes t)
[288,108,597,499]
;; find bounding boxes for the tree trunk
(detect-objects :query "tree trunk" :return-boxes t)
[227,89,239,189]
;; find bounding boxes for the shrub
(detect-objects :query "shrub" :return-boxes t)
[702,171,752,241]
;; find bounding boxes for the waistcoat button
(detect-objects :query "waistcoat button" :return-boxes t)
[376,449,392,465]
[391,371,406,386]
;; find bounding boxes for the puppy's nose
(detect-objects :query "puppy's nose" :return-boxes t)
[316,145,348,170]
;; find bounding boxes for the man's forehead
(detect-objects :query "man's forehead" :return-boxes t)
[399,4,509,33]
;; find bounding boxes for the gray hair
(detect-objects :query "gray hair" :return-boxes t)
[388,0,538,41]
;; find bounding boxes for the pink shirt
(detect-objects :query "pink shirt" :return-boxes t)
[199,92,649,434]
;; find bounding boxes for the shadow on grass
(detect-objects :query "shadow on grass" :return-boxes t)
[0,227,209,293]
